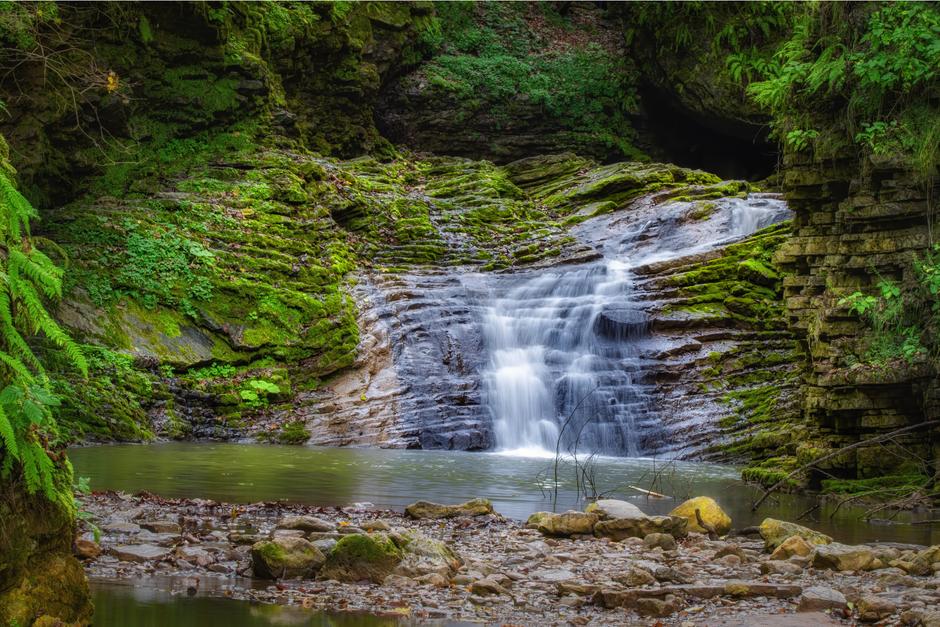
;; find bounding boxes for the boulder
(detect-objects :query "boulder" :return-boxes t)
[812,543,877,572]
[531,511,599,537]
[405,498,494,520]
[585,499,646,520]
[251,537,325,580]
[636,594,683,617]
[758,518,832,551]
[392,530,461,578]
[798,586,847,612]
[770,535,816,561]
[595,514,688,541]
[318,533,403,583]
[276,515,335,533]
[668,496,732,536]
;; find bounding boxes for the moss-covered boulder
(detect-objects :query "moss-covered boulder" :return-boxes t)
[318,533,403,584]
[758,518,832,551]
[392,530,462,578]
[668,496,732,536]
[250,537,325,579]
[0,477,92,626]
[405,498,494,519]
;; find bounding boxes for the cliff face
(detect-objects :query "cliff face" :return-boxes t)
[776,148,940,485]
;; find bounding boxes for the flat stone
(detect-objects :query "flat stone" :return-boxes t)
[812,543,877,572]
[110,544,172,563]
[530,511,598,537]
[102,521,141,534]
[405,498,494,519]
[276,515,335,533]
[798,586,847,612]
[760,560,803,576]
[530,568,576,582]
[139,520,181,534]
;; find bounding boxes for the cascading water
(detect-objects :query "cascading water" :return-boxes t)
[481,193,791,457]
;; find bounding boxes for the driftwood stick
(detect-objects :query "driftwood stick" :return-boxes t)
[628,485,668,498]
[751,419,940,512]
[695,508,719,540]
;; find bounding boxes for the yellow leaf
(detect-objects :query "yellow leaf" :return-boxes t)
[106,71,120,93]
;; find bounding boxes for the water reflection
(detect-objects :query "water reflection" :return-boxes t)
[70,442,939,545]
[91,579,452,626]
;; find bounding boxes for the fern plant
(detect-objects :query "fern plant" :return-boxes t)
[0,139,86,510]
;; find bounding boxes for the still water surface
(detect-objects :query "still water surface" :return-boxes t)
[70,442,939,546]
[91,578,461,626]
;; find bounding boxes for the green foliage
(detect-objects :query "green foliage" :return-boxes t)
[0,142,84,509]
[839,246,940,366]
[422,2,641,157]
[744,3,940,179]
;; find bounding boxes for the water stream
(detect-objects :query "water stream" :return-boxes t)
[481,194,790,455]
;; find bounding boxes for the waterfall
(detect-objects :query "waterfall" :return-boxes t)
[481,193,790,457]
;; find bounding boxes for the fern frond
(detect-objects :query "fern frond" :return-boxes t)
[0,404,19,459]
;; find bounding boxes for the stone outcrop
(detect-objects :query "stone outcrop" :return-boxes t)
[775,147,940,484]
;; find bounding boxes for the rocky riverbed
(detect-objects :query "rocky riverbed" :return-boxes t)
[77,492,940,625]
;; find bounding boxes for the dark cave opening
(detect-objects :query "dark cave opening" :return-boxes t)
[636,86,779,182]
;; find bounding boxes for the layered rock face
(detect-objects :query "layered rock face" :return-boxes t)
[776,150,940,482]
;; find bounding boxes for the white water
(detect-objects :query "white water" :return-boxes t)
[481,194,791,457]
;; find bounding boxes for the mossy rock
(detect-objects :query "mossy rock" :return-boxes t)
[318,533,403,583]
[250,537,325,579]
[758,518,832,551]
[0,476,93,626]
[668,496,732,536]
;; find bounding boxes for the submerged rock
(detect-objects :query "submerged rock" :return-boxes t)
[319,533,403,583]
[758,518,832,551]
[251,537,325,579]
[669,496,731,535]
[405,498,494,519]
